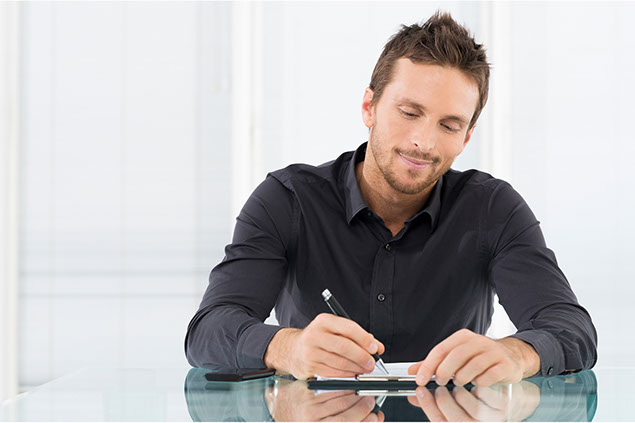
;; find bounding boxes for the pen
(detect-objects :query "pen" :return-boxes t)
[369,394,387,414]
[321,288,389,375]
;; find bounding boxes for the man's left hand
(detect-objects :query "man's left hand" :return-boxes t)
[407,382,541,422]
[408,329,540,387]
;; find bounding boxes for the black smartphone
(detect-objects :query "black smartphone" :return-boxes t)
[204,368,276,382]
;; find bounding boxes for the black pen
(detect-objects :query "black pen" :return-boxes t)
[321,288,389,375]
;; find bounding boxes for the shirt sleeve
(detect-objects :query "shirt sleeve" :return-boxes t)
[184,174,295,369]
[484,181,598,377]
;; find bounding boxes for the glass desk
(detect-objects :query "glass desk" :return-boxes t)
[1,367,633,421]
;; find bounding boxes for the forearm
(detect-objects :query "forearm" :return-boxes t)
[185,175,296,369]
[486,181,598,377]
[496,336,541,379]
[263,327,302,373]
[512,303,598,376]
[185,305,284,369]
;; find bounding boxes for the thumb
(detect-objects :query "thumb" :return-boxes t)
[376,340,386,355]
[408,362,422,375]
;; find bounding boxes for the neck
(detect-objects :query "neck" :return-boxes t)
[355,157,436,231]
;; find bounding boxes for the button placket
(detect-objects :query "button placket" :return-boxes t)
[369,242,395,361]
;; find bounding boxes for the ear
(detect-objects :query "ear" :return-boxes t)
[463,124,476,149]
[361,87,376,129]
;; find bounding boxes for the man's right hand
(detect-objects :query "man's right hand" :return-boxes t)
[265,379,384,422]
[264,313,385,380]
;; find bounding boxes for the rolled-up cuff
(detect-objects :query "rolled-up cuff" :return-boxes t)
[236,323,286,368]
[511,329,565,378]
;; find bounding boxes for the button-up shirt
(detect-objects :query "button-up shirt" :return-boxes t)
[185,142,597,377]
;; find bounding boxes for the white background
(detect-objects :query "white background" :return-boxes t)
[1,1,633,398]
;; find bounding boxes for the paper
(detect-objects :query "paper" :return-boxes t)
[315,361,419,381]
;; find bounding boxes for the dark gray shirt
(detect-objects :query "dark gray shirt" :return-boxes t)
[185,142,597,377]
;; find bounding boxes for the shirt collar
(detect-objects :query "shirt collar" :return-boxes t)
[344,143,370,224]
[344,142,444,231]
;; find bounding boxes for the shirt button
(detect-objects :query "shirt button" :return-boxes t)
[377,294,385,302]
[547,367,554,376]
[367,211,372,217]
[385,243,391,251]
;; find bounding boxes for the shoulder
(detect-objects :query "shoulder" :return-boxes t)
[444,168,512,194]
[442,169,530,216]
[267,150,354,191]
[443,168,520,205]
[246,149,353,217]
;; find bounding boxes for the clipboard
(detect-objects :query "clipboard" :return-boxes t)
[307,374,472,391]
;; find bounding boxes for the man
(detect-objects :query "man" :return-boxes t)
[185,12,597,387]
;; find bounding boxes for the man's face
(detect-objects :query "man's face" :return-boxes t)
[362,58,479,195]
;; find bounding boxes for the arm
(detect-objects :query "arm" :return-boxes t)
[264,314,385,379]
[184,176,293,369]
[408,328,541,387]
[184,175,384,374]
[486,181,598,377]
[409,180,597,387]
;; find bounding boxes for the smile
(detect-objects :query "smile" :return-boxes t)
[398,153,433,170]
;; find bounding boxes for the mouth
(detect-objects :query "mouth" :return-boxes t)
[398,153,433,170]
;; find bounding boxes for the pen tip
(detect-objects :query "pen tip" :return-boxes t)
[377,359,389,375]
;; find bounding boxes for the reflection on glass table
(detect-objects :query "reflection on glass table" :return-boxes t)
[184,368,597,422]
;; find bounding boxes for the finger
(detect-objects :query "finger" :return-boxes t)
[376,341,386,355]
[311,389,356,406]
[435,343,486,386]
[452,386,505,421]
[415,358,439,387]
[316,332,378,373]
[472,363,507,387]
[325,395,376,422]
[314,363,360,379]
[407,395,418,407]
[315,334,376,373]
[264,386,275,414]
[434,386,474,422]
[408,362,422,375]
[414,388,447,422]
[312,392,363,421]
[451,351,497,386]
[416,329,474,386]
[376,410,385,422]
[306,350,364,378]
[362,412,378,423]
[471,385,509,410]
[315,314,385,355]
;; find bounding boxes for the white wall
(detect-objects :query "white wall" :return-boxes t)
[0,0,20,403]
[9,1,632,393]
[18,2,232,390]
[504,2,635,368]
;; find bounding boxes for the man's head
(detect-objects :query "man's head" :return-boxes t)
[369,11,490,131]
[361,11,490,196]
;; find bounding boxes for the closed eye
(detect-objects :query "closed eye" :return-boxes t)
[441,123,460,133]
[400,110,418,118]
[401,109,462,133]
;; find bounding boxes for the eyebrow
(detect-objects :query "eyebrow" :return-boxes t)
[397,98,470,126]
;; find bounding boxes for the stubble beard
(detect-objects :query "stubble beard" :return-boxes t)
[369,132,449,196]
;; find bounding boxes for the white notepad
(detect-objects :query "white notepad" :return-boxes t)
[315,361,420,381]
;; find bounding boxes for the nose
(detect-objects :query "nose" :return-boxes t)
[410,121,437,152]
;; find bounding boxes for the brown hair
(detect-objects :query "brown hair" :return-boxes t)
[369,11,490,130]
